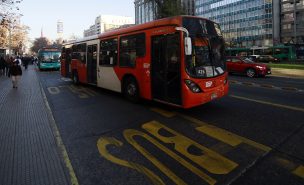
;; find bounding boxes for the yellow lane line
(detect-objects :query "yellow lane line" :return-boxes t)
[150,108,176,118]
[230,95,304,113]
[293,165,304,179]
[179,115,272,152]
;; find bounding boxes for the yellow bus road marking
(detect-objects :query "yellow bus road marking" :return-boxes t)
[293,165,304,179]
[47,85,97,98]
[142,121,238,175]
[150,108,176,118]
[150,107,271,152]
[275,157,304,179]
[179,114,272,152]
[97,137,166,185]
[230,95,304,113]
[123,129,216,185]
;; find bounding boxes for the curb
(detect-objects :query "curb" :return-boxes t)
[39,81,79,185]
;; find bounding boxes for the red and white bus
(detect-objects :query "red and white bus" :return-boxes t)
[60,16,228,108]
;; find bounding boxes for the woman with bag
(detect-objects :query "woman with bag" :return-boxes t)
[8,60,22,88]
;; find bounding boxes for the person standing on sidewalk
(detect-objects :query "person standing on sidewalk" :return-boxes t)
[0,57,6,76]
[8,61,22,88]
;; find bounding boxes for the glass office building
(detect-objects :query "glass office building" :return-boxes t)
[195,0,273,47]
[281,0,304,44]
[135,0,195,24]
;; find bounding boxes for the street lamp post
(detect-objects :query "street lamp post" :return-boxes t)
[8,24,12,56]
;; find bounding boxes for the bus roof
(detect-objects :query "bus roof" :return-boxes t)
[63,15,211,46]
[38,47,61,52]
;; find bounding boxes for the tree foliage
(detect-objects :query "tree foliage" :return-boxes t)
[0,0,23,26]
[30,37,51,54]
[1,0,28,55]
[145,0,185,19]
[30,38,63,54]
[0,18,29,55]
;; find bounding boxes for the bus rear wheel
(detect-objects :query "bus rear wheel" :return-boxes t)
[123,77,139,103]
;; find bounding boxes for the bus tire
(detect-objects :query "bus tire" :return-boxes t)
[123,77,139,103]
[246,68,256,78]
[72,71,79,85]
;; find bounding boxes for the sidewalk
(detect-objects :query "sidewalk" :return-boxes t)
[0,66,70,185]
[271,68,304,79]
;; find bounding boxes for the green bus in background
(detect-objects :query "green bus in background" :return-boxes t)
[271,45,296,62]
[37,47,61,70]
[225,45,297,62]
[225,47,251,56]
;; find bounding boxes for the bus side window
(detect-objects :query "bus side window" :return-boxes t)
[79,43,87,64]
[119,33,145,68]
[100,38,118,66]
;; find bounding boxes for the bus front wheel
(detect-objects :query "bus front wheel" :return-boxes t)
[123,77,139,103]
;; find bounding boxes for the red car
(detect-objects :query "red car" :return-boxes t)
[226,56,271,77]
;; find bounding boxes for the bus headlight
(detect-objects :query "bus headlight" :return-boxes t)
[185,79,202,93]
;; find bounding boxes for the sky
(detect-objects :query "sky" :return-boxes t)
[18,0,135,41]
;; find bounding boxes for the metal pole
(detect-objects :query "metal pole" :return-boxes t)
[293,0,297,44]
[9,25,12,56]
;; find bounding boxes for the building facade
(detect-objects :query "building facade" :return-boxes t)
[134,0,195,24]
[84,15,134,37]
[195,0,274,47]
[57,20,63,39]
[281,0,304,44]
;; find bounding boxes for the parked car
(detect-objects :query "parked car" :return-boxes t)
[226,56,271,77]
[249,55,279,63]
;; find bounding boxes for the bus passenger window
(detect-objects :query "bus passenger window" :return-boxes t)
[100,38,118,66]
[119,33,145,68]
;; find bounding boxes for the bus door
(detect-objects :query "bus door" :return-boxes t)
[151,33,181,105]
[87,44,97,84]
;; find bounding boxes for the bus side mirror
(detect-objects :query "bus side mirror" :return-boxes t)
[185,37,192,55]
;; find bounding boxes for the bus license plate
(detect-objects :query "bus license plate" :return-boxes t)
[211,93,218,100]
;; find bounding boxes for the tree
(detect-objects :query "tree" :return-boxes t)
[1,0,28,55]
[0,16,29,55]
[0,0,23,26]
[51,38,63,49]
[10,24,29,55]
[31,37,50,54]
[144,0,185,19]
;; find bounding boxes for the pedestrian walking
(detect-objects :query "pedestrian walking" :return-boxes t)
[8,61,22,88]
[22,56,29,70]
[14,56,22,66]
[0,57,5,76]
[4,56,10,76]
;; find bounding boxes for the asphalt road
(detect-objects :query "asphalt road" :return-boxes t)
[37,71,304,185]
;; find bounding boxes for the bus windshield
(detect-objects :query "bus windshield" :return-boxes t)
[183,18,225,78]
[39,51,61,63]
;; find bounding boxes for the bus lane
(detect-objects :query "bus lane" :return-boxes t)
[96,108,304,185]
[38,72,304,185]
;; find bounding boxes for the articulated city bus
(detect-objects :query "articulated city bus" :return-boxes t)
[37,47,61,70]
[61,16,228,108]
